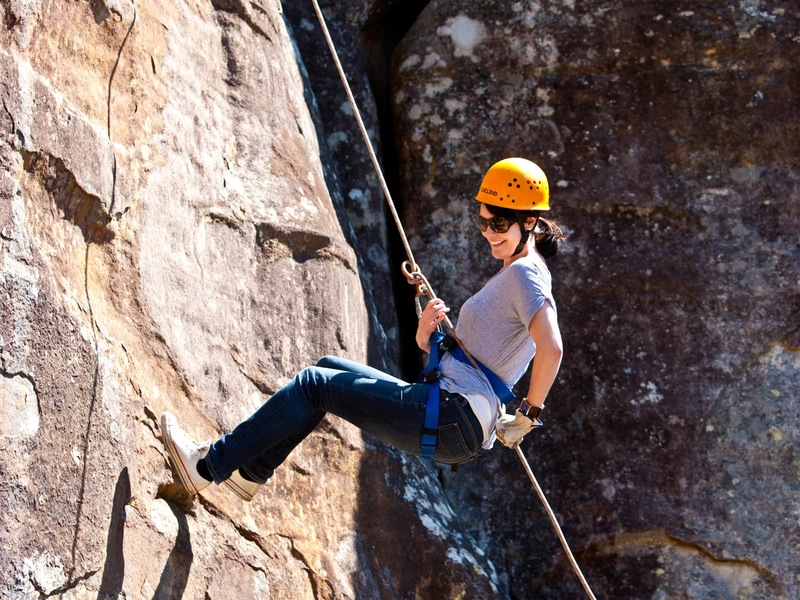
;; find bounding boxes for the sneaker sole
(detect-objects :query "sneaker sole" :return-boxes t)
[161,413,202,495]
[222,475,259,502]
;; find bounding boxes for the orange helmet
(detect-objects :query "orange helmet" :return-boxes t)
[475,158,550,211]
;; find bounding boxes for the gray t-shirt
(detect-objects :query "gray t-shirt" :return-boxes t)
[438,250,555,448]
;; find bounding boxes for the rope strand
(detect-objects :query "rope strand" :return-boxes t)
[515,445,597,599]
[309,0,417,270]
[311,0,481,372]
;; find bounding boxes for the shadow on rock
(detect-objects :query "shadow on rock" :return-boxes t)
[98,467,131,598]
[152,499,193,600]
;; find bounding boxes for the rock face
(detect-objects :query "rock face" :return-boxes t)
[391,1,799,598]
[2,0,798,599]
[0,1,497,598]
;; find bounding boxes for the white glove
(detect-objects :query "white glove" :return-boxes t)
[495,410,542,448]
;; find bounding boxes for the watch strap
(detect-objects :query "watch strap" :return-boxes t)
[519,398,545,419]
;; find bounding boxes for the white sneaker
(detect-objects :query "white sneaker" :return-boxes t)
[161,412,213,495]
[222,470,261,502]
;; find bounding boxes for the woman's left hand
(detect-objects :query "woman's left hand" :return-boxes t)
[496,410,542,448]
[415,299,450,353]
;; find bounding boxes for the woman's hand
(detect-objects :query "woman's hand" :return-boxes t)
[496,410,543,448]
[415,299,451,353]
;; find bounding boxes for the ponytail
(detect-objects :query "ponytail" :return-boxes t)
[534,217,564,259]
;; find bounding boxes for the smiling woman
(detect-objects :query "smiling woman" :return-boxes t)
[161,157,566,503]
[473,157,563,266]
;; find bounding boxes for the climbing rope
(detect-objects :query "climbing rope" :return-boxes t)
[309,0,415,268]
[515,445,597,599]
[310,2,595,598]
[309,0,478,366]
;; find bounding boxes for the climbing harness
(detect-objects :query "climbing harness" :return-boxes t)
[416,332,450,459]
[417,331,515,459]
[421,333,515,405]
[310,2,596,597]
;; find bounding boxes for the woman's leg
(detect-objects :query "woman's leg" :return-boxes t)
[237,413,323,483]
[314,355,407,383]
[203,358,428,484]
[237,357,404,482]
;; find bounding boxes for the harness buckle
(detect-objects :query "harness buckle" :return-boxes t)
[438,334,458,352]
[422,368,441,384]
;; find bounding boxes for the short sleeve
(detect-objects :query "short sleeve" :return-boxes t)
[507,259,550,329]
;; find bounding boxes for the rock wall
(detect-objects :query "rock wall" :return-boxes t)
[0,1,499,598]
[390,1,799,598]
[2,0,799,598]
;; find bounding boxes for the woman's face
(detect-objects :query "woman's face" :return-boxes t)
[479,204,524,261]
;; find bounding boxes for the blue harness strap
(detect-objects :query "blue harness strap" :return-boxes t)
[447,345,515,404]
[419,332,446,459]
[418,333,514,459]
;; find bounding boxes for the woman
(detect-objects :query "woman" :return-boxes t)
[161,158,564,502]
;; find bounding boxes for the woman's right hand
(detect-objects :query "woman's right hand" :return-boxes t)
[415,298,451,353]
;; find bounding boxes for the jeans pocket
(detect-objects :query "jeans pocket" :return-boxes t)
[434,422,472,464]
[432,392,483,465]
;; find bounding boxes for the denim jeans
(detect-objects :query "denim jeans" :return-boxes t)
[204,356,483,484]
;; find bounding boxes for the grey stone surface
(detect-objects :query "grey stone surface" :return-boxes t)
[392,1,800,598]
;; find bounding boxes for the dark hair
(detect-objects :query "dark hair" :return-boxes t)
[484,204,564,259]
[533,217,564,259]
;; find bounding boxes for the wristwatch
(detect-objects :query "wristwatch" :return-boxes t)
[519,398,545,419]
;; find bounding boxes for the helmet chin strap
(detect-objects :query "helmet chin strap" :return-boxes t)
[512,231,530,256]
[511,215,540,256]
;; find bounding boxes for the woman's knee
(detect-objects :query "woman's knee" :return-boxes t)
[315,355,338,369]
[296,365,322,387]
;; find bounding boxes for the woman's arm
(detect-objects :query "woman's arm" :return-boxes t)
[525,301,563,411]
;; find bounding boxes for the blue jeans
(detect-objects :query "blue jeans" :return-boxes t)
[204,356,483,484]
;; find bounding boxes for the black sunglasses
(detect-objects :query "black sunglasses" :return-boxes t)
[474,214,515,233]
